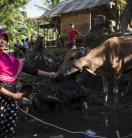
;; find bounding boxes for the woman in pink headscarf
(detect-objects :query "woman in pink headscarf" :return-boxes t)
[0,29,58,138]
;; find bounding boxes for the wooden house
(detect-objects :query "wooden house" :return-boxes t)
[36,0,116,46]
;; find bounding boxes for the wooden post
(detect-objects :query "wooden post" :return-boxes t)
[114,0,121,31]
[89,13,91,33]
[36,19,40,36]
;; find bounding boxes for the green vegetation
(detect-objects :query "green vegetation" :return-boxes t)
[0,0,129,49]
[0,0,36,48]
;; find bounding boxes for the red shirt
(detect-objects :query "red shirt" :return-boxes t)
[68,28,79,43]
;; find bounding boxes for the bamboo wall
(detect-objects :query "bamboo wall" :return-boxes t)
[60,12,91,37]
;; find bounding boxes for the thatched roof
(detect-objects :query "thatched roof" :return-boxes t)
[40,0,113,18]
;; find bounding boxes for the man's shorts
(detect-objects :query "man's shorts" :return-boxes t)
[68,43,76,49]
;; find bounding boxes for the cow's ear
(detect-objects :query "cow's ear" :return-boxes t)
[71,51,77,58]
[85,47,91,54]
[79,47,86,57]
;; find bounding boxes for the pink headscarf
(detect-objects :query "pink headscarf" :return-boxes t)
[0,29,23,84]
[0,52,24,84]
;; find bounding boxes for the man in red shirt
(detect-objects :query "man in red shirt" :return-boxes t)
[67,23,80,49]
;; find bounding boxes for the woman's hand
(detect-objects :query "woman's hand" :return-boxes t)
[48,72,58,78]
[12,92,24,101]
[0,87,24,100]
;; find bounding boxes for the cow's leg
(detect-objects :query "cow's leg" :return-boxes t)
[113,79,119,111]
[125,75,132,95]
[102,76,109,107]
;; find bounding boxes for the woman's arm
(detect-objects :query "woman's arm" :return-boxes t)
[38,69,58,78]
[0,87,23,100]
[22,64,58,78]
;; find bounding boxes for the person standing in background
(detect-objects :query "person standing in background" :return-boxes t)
[67,23,80,49]
[29,35,35,48]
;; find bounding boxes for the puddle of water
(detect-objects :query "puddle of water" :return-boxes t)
[15,111,132,138]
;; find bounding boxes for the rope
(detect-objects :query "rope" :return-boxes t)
[121,133,132,138]
[17,105,107,138]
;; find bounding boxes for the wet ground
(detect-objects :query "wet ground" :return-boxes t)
[15,109,132,138]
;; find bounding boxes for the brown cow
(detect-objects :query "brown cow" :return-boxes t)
[58,37,132,109]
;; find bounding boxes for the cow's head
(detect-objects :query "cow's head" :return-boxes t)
[58,47,90,76]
